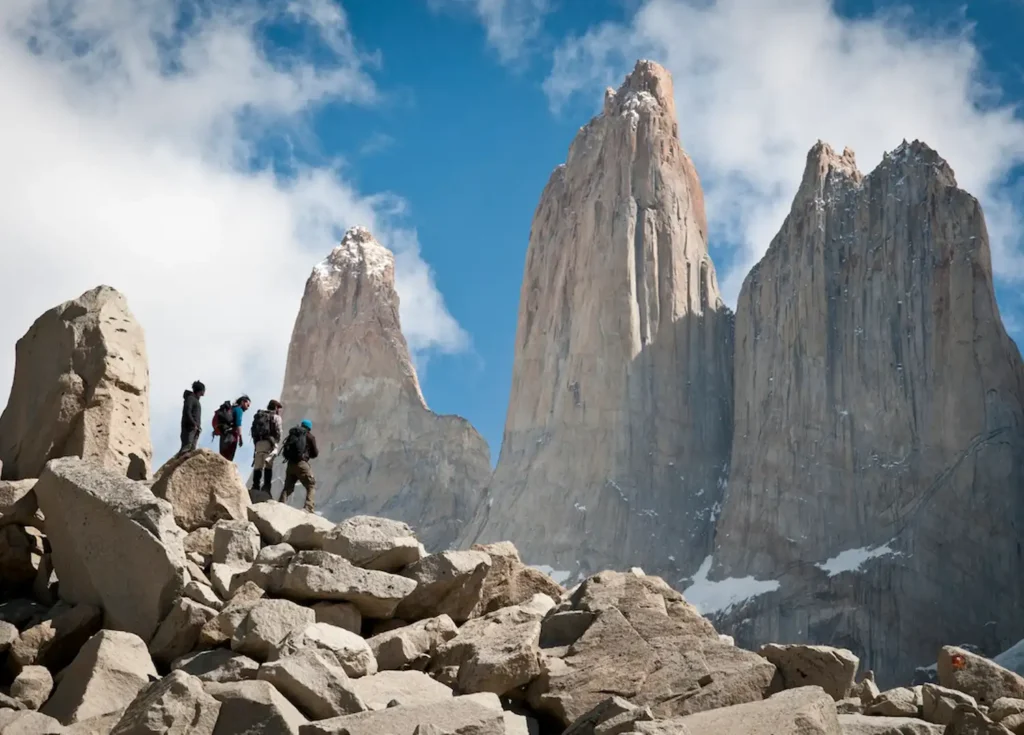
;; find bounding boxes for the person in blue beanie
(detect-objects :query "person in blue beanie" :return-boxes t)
[279,418,319,512]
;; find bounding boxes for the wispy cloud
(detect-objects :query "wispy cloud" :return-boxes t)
[544,0,1024,305]
[359,132,397,156]
[428,0,551,64]
[0,0,468,466]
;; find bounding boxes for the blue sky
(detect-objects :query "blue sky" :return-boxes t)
[1,0,1023,468]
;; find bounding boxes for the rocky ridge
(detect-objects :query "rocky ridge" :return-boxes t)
[278,226,491,551]
[709,140,1024,684]
[460,59,735,581]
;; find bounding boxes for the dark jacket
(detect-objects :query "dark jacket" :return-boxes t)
[181,391,201,432]
[305,431,319,461]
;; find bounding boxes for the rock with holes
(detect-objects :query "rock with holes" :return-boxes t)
[151,450,249,532]
[0,286,152,482]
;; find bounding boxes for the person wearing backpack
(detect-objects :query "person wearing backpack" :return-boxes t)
[250,399,283,496]
[213,395,251,461]
[176,380,205,456]
[279,419,319,512]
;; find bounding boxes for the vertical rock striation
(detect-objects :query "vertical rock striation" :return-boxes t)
[711,140,1024,684]
[279,226,491,551]
[0,285,152,481]
[461,60,735,580]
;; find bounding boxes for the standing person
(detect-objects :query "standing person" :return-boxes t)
[279,419,319,512]
[250,399,283,496]
[177,381,205,456]
[214,395,251,461]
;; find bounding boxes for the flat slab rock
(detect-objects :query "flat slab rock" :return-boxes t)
[297,696,505,735]
[248,502,333,546]
[759,643,859,701]
[34,458,187,641]
[527,602,776,726]
[277,550,417,619]
[634,686,842,735]
[837,714,944,734]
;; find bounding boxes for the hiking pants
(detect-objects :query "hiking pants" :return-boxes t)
[219,432,239,462]
[177,427,199,456]
[280,461,316,512]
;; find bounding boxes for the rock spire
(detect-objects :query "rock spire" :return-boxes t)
[279,226,491,551]
[711,140,1024,684]
[460,60,735,579]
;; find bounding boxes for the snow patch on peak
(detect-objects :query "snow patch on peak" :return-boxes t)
[994,638,1024,676]
[816,540,901,577]
[313,226,393,282]
[682,556,780,615]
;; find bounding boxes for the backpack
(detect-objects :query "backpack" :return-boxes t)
[251,410,274,442]
[281,426,308,463]
[212,402,234,436]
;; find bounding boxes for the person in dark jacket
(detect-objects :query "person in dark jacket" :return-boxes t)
[176,381,205,456]
[218,395,251,462]
[280,419,319,512]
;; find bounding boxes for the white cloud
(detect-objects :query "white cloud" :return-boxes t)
[0,0,468,468]
[544,0,1024,305]
[429,0,550,63]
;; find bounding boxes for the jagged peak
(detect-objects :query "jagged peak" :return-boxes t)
[313,226,394,283]
[881,139,958,186]
[603,59,676,120]
[798,140,862,194]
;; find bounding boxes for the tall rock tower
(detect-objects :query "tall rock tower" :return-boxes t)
[712,141,1024,683]
[461,61,735,579]
[280,226,491,551]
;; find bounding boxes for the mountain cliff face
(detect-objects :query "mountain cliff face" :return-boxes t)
[279,226,491,551]
[710,141,1024,684]
[460,60,735,579]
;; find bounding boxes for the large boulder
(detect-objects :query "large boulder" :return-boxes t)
[270,622,377,678]
[41,630,158,725]
[0,710,66,734]
[635,686,841,735]
[247,502,332,546]
[212,520,261,566]
[0,286,152,481]
[526,572,777,726]
[34,458,187,640]
[231,599,316,662]
[430,599,547,695]
[257,650,363,721]
[368,614,458,671]
[286,516,425,573]
[276,550,417,618]
[395,550,491,624]
[922,683,978,726]
[204,680,307,735]
[470,542,565,617]
[865,687,922,718]
[148,597,218,665]
[939,647,1024,705]
[11,666,54,710]
[109,670,221,735]
[758,643,859,701]
[151,451,249,532]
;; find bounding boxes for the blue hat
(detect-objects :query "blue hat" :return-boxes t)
[301,419,312,430]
